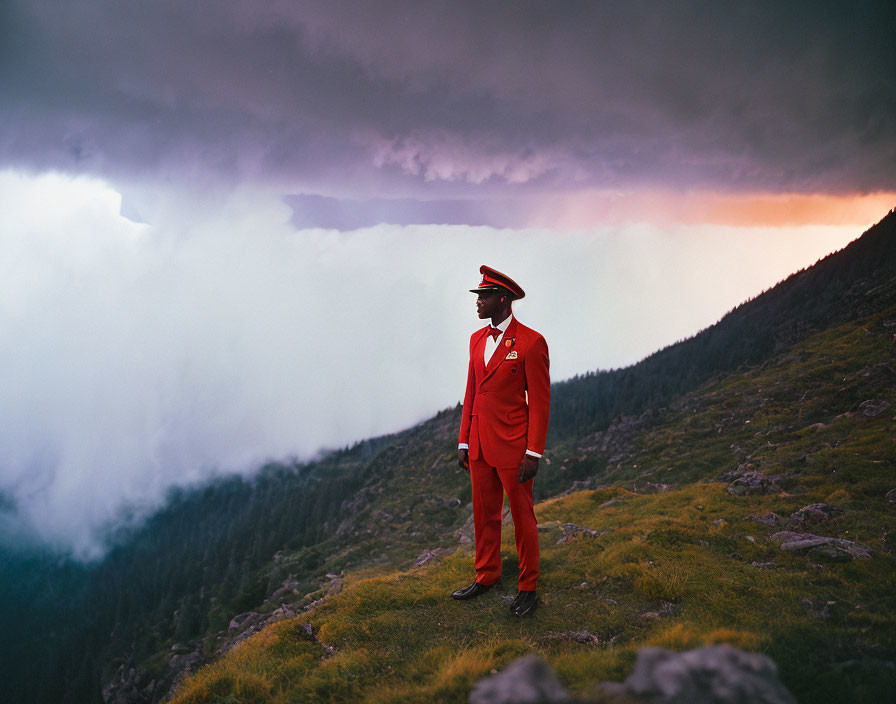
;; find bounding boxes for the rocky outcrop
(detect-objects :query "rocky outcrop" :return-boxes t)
[268,575,303,603]
[414,547,453,567]
[769,531,871,561]
[220,610,292,654]
[296,621,336,654]
[593,644,798,703]
[787,503,841,527]
[469,654,570,704]
[217,573,343,655]
[103,641,206,704]
[725,471,781,496]
[103,665,155,704]
[747,512,782,526]
[163,644,207,702]
[470,645,798,703]
[632,479,670,494]
[858,399,890,417]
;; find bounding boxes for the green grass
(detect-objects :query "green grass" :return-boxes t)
[172,484,896,703]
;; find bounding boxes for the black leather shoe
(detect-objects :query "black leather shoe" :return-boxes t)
[510,590,538,616]
[450,580,498,600]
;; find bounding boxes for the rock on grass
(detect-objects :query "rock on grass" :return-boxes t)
[787,503,841,527]
[726,471,780,496]
[769,531,871,561]
[469,654,570,704]
[593,644,798,704]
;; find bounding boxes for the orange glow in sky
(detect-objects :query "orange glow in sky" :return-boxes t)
[531,191,896,229]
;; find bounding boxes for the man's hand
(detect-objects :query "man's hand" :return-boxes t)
[458,448,469,469]
[518,455,539,483]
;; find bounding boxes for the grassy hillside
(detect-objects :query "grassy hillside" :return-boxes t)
[167,302,896,703]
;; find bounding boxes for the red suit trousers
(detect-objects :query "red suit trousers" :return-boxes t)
[470,455,540,591]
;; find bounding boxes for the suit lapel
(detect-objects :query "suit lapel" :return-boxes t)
[483,317,518,381]
[472,327,490,379]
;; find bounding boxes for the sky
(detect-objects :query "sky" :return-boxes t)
[0,1,894,559]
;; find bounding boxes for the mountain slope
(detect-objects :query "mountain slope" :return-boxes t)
[551,209,896,440]
[168,299,896,703]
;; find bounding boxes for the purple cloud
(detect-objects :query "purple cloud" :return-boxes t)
[1,0,894,200]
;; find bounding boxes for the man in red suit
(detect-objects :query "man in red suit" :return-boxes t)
[452,265,550,616]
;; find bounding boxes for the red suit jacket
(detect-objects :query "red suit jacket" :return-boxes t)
[458,317,550,468]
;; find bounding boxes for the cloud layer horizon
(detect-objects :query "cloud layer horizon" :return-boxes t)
[0,171,871,559]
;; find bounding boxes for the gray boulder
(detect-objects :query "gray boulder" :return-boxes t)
[268,576,302,603]
[414,547,444,567]
[469,654,571,704]
[726,472,779,496]
[769,531,871,561]
[859,399,890,417]
[787,503,841,527]
[595,644,797,704]
[633,479,670,494]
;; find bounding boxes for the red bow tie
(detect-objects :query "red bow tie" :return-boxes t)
[488,327,502,340]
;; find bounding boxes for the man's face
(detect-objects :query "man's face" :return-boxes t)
[476,290,503,319]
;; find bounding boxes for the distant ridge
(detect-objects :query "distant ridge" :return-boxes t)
[550,209,896,440]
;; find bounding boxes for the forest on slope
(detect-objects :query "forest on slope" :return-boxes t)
[1,210,894,703]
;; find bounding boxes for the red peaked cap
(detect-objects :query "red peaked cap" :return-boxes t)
[469,265,525,299]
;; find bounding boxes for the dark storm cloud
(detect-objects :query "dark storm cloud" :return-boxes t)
[1,0,894,197]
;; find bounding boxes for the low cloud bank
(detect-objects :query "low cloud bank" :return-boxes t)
[0,171,860,559]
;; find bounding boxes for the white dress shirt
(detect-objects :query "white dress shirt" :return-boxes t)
[483,313,512,365]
